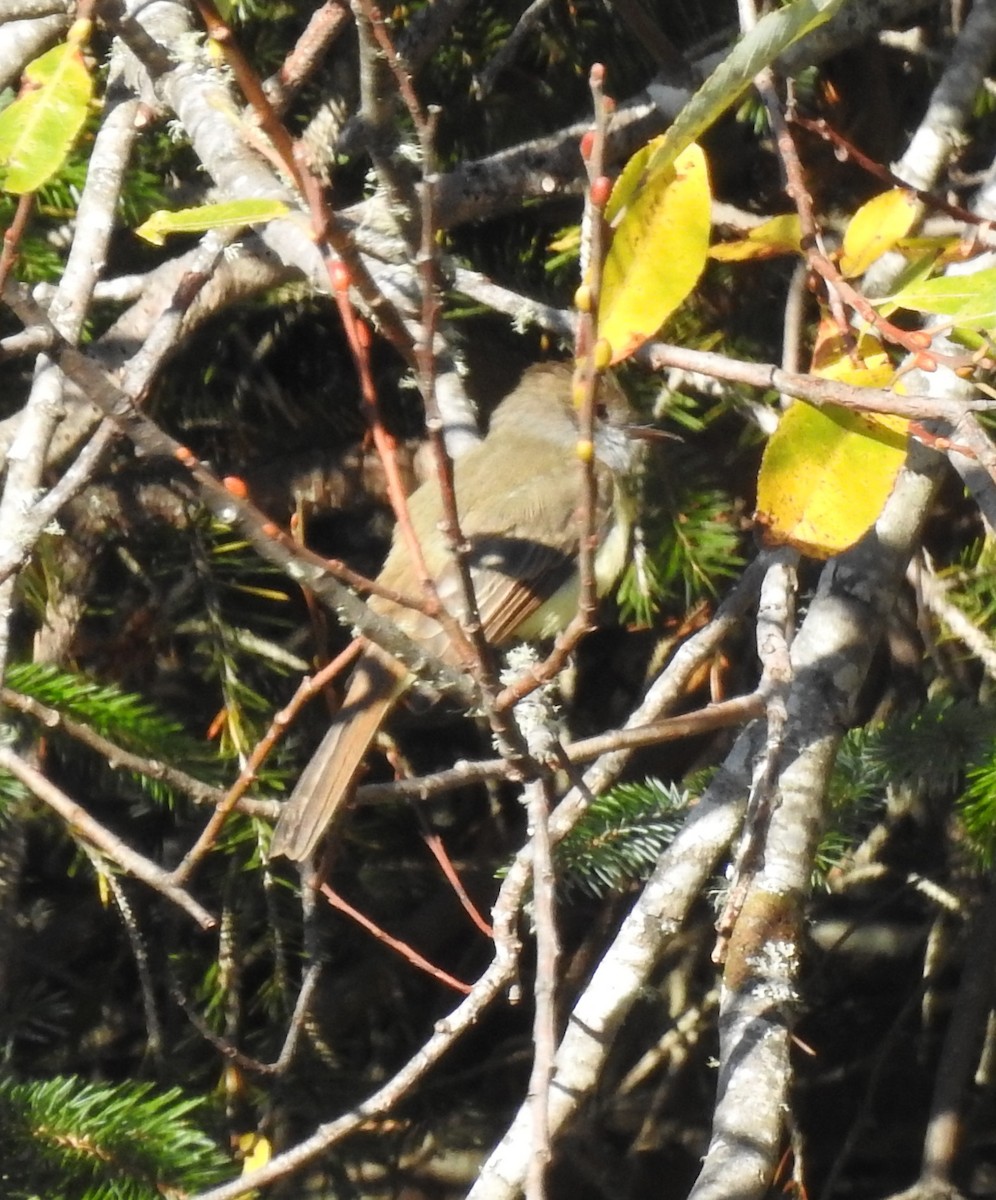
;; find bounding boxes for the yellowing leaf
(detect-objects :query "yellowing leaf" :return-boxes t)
[839,188,919,278]
[709,213,802,262]
[810,319,894,389]
[755,402,908,559]
[597,141,710,364]
[135,199,290,245]
[892,235,963,262]
[0,29,93,194]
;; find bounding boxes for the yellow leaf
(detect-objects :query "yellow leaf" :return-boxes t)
[548,226,581,254]
[0,33,93,194]
[238,1133,271,1174]
[709,213,802,261]
[597,140,711,364]
[810,318,895,389]
[839,188,919,278]
[134,199,290,245]
[755,402,908,558]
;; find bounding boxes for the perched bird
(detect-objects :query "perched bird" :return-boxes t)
[270,361,639,862]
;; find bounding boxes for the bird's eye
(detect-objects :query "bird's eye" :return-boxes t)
[594,402,608,421]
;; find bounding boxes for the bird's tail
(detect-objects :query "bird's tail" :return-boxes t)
[269,646,408,862]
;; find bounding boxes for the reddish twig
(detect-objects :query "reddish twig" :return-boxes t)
[493,67,617,714]
[791,112,996,234]
[192,0,307,194]
[421,831,494,937]
[171,641,365,884]
[318,882,473,994]
[0,194,35,294]
[264,1,352,113]
[357,3,494,685]
[0,286,479,705]
[763,75,979,372]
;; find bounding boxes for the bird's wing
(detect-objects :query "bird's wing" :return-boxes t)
[269,645,408,861]
[375,453,617,656]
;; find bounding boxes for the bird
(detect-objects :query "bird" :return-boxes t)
[269,361,640,862]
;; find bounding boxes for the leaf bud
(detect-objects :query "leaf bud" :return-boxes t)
[330,259,352,292]
[223,475,249,499]
[589,175,612,208]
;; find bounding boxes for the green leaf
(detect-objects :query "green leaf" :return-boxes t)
[642,0,844,181]
[0,24,93,194]
[883,265,996,329]
[134,198,291,245]
[755,402,909,559]
[598,141,711,363]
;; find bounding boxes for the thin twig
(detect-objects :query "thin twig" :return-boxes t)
[0,747,216,929]
[263,0,352,113]
[171,642,364,884]
[1,686,227,810]
[523,778,557,1200]
[421,832,493,937]
[319,882,472,993]
[911,554,996,682]
[353,691,767,807]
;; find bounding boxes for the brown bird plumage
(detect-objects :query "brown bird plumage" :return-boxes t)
[269,363,636,862]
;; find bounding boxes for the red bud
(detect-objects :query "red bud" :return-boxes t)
[589,175,612,208]
[330,258,351,292]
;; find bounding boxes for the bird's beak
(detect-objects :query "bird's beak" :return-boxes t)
[620,423,682,443]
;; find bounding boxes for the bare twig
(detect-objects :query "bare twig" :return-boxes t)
[643,341,996,422]
[918,875,996,1185]
[171,642,364,884]
[1,686,227,810]
[420,832,493,937]
[714,550,796,961]
[474,0,557,97]
[467,723,762,1200]
[0,284,480,705]
[912,555,996,682]
[319,882,472,994]
[0,747,216,930]
[263,1,352,112]
[186,858,531,1200]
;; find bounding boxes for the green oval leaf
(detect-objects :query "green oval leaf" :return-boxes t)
[134,199,292,246]
[755,402,908,559]
[598,141,710,364]
[0,27,93,194]
[883,265,996,329]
